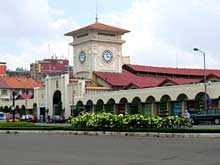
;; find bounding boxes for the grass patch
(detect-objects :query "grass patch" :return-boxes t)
[1,122,220,133]
[0,122,34,127]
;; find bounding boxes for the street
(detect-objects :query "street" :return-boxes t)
[0,134,220,165]
[36,122,220,129]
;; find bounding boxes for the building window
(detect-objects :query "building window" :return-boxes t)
[98,33,116,36]
[56,80,59,89]
[77,33,88,38]
[1,89,7,95]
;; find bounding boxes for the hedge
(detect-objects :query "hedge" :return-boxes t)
[1,117,220,133]
[69,112,190,129]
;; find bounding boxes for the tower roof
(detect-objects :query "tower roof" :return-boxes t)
[65,22,130,36]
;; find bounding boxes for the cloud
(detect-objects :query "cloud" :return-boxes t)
[102,0,220,69]
[1,0,220,70]
[0,0,76,70]
[1,38,73,70]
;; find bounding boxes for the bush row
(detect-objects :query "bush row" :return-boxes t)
[1,121,220,133]
[69,112,190,129]
[0,122,34,127]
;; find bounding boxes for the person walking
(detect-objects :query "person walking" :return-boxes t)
[185,110,191,119]
[184,110,192,128]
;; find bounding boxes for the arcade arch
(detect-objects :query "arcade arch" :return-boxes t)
[171,93,189,116]
[53,90,62,115]
[117,97,128,115]
[85,100,93,113]
[194,92,210,112]
[129,97,141,115]
[73,100,84,116]
[159,95,171,116]
[94,99,104,113]
[143,96,156,116]
[105,98,115,113]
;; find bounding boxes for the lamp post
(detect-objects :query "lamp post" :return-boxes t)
[71,90,75,116]
[12,90,15,122]
[193,48,207,112]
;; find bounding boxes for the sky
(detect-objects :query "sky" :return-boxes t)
[1,0,220,70]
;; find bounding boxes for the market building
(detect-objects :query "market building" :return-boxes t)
[2,21,220,121]
[41,21,220,120]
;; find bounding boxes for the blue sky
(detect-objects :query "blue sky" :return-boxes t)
[1,0,220,70]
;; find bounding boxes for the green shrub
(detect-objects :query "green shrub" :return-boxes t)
[0,122,34,127]
[69,113,189,129]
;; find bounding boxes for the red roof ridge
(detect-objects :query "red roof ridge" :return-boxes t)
[65,22,130,36]
[126,64,220,72]
[157,78,178,86]
[124,64,220,77]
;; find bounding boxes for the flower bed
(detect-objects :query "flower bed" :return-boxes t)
[69,113,190,129]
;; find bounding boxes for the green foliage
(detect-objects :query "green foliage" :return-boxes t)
[0,122,34,127]
[69,113,189,129]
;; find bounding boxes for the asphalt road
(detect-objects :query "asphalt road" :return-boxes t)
[0,134,220,165]
[37,122,220,128]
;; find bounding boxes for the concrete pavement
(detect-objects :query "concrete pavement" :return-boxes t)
[0,134,220,165]
[1,130,220,138]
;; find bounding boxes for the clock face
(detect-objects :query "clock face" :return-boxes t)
[102,50,113,63]
[79,51,86,63]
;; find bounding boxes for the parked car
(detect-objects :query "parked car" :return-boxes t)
[6,113,19,122]
[0,112,7,122]
[20,114,36,122]
[191,108,220,125]
[50,115,66,123]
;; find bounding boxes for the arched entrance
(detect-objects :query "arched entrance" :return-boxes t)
[159,95,171,116]
[130,97,142,115]
[117,98,128,115]
[75,101,84,116]
[172,93,188,116]
[20,105,26,116]
[33,103,37,119]
[53,90,63,115]
[94,99,104,113]
[3,106,9,113]
[194,92,210,112]
[144,96,156,116]
[105,98,115,113]
[86,100,93,113]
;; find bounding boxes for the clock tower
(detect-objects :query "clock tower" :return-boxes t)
[65,22,130,79]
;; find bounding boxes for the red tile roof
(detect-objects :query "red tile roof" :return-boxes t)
[0,77,43,89]
[124,64,220,76]
[65,22,130,36]
[95,63,220,88]
[95,69,202,88]
[0,79,10,88]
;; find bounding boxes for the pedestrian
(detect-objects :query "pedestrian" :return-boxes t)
[184,110,191,119]
[178,112,183,118]
[47,115,50,123]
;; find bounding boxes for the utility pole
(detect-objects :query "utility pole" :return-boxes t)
[12,90,15,122]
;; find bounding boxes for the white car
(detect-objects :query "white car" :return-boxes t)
[21,114,35,122]
[0,112,7,122]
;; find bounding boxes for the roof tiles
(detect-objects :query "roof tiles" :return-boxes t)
[65,22,130,36]
[125,64,220,76]
[95,64,217,88]
[0,77,42,89]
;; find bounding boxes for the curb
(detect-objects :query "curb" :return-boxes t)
[1,130,220,138]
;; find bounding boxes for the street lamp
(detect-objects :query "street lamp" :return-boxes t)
[12,90,15,122]
[193,48,207,111]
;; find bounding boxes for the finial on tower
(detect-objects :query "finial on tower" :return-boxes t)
[95,0,98,23]
[95,13,98,23]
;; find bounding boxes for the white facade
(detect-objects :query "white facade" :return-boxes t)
[70,27,125,79]
[2,22,220,120]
